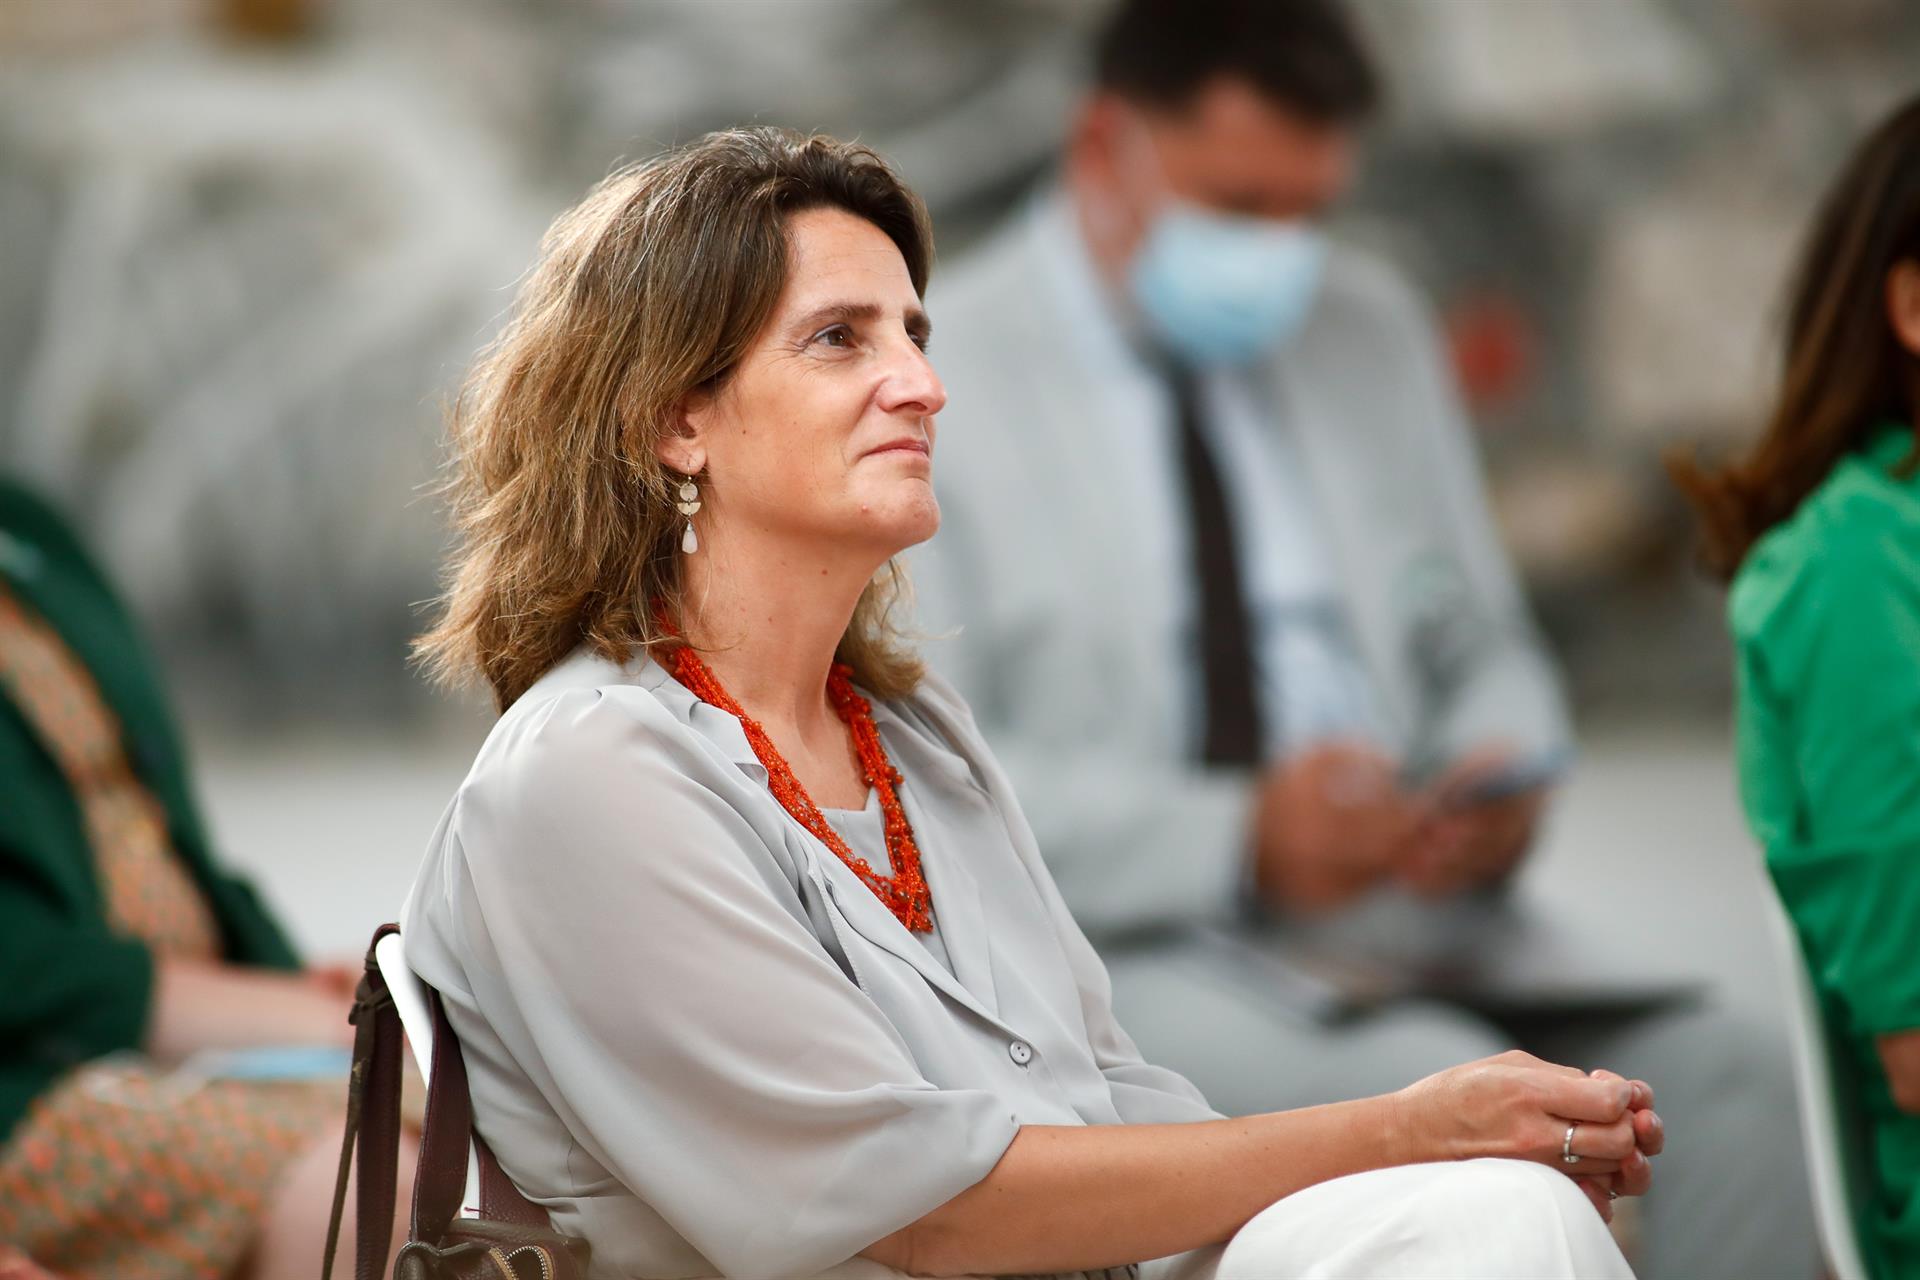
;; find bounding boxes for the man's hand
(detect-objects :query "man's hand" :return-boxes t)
[1399,748,1548,898]
[1878,1028,1920,1114]
[1249,743,1429,912]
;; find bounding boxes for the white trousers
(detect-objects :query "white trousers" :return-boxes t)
[1104,937,1811,1280]
[799,1158,1634,1280]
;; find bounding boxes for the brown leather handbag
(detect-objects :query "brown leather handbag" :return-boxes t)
[322,923,590,1280]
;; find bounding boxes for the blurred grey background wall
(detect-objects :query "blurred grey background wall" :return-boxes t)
[1,0,1915,977]
[5,0,1918,723]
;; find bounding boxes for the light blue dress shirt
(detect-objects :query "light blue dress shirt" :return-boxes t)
[1027,192,1382,761]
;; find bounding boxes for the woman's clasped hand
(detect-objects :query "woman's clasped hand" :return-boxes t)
[1393,1051,1663,1222]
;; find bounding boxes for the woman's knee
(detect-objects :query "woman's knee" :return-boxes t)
[1217,1160,1628,1280]
[1400,1160,1627,1278]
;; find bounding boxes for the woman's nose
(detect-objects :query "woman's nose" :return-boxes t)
[878,341,947,417]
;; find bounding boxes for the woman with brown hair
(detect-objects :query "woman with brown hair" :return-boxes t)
[403,125,1657,1279]
[1673,92,1920,1279]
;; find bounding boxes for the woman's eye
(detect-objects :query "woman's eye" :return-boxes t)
[814,324,853,348]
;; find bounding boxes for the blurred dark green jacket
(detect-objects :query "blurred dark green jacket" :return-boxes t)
[1732,423,1920,1280]
[0,479,299,1143]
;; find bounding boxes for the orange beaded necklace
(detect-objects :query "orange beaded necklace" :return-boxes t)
[666,641,935,933]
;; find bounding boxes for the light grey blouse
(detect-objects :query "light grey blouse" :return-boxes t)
[822,792,958,976]
[402,648,1219,1280]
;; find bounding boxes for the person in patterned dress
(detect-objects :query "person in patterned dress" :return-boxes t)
[0,477,411,1279]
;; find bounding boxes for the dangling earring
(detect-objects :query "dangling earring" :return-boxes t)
[676,472,702,554]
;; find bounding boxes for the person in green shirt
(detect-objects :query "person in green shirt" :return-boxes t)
[0,478,411,1278]
[1673,92,1920,1279]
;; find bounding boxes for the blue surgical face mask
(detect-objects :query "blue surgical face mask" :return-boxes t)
[1127,201,1328,367]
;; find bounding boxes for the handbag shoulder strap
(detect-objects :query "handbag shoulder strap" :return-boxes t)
[412,966,551,1239]
[323,924,555,1280]
[322,922,405,1280]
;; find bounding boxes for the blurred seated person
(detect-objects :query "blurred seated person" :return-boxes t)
[399,125,1657,1280]
[909,1,1813,1276]
[0,477,410,1279]
[1674,92,1920,1280]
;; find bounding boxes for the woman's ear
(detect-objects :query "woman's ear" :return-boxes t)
[654,387,713,476]
[1887,258,1920,359]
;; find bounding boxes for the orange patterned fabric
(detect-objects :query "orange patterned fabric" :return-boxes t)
[0,581,335,1278]
[0,583,221,959]
[0,1064,336,1280]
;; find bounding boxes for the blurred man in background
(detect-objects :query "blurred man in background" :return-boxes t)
[912,0,1814,1275]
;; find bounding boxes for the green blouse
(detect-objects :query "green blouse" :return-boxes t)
[1732,422,1920,1279]
[0,479,299,1143]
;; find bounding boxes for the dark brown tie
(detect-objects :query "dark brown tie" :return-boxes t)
[1169,364,1265,765]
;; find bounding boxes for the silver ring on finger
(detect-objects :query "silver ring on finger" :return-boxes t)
[1562,1122,1582,1165]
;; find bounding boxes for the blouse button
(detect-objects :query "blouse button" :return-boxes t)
[1008,1040,1034,1066]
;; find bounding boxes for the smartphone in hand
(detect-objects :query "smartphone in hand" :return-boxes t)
[1439,746,1573,810]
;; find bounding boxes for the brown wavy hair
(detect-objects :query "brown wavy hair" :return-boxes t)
[1670,94,1920,580]
[415,128,934,710]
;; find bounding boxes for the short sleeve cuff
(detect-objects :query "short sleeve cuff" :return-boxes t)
[730,1086,1022,1277]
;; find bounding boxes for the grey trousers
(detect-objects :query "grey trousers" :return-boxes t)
[1103,932,1818,1280]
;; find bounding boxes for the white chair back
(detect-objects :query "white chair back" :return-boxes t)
[1765,894,1874,1280]
[372,930,483,1218]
